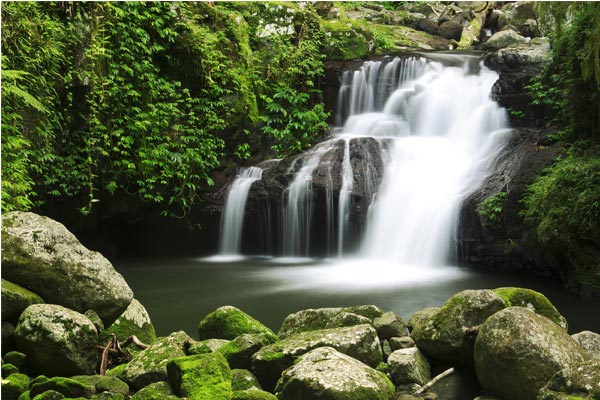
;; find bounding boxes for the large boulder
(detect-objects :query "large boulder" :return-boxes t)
[498,1,539,37]
[130,381,178,400]
[217,333,273,370]
[411,289,506,365]
[474,307,586,400]
[231,369,262,391]
[373,311,407,340]
[482,29,527,50]
[1,279,44,323]
[387,347,431,386]
[538,359,600,400]
[14,304,98,376]
[198,306,277,342]
[167,353,232,400]
[252,324,382,392]
[493,287,567,329]
[572,331,600,359]
[275,347,395,400]
[1,212,133,325]
[100,299,156,345]
[122,331,191,390]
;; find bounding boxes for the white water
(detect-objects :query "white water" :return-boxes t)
[218,167,263,256]
[340,56,510,266]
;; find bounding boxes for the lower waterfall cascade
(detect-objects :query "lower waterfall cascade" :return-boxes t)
[217,53,510,264]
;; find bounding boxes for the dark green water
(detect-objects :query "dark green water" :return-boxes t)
[116,257,600,338]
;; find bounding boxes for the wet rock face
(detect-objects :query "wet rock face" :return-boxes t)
[474,307,586,400]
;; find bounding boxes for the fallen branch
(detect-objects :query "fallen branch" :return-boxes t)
[123,335,149,350]
[415,367,455,394]
[99,338,113,376]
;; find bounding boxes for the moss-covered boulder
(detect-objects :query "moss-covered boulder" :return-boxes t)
[1,280,44,323]
[3,363,19,377]
[92,392,125,400]
[1,212,133,326]
[218,333,272,370]
[122,330,191,390]
[277,305,383,339]
[474,307,586,400]
[198,306,277,342]
[31,390,64,400]
[572,330,600,359]
[29,377,94,399]
[4,351,27,369]
[493,287,567,329]
[373,311,407,340]
[275,346,395,400]
[252,324,382,392]
[187,338,230,355]
[232,369,262,391]
[387,347,431,386]
[482,29,527,50]
[14,304,98,376]
[1,372,29,400]
[538,359,600,400]
[411,289,506,365]
[389,336,415,351]
[100,299,156,345]
[69,375,129,397]
[167,353,232,400]
[407,307,439,333]
[130,381,178,400]
[232,389,278,400]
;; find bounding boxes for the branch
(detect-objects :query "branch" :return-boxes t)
[414,368,455,394]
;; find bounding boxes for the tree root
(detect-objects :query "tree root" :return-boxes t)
[98,334,149,375]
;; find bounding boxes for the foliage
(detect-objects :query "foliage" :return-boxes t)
[477,191,507,228]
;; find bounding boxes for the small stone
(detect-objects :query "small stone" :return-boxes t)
[231,369,262,391]
[130,381,178,400]
[374,311,407,340]
[387,347,431,386]
[389,336,415,351]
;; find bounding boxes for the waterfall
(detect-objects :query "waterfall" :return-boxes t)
[337,138,353,255]
[218,167,263,256]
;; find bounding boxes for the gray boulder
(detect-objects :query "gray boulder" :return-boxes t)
[389,336,415,351]
[14,304,98,376]
[483,29,527,50]
[1,212,133,325]
[437,20,463,41]
[275,347,395,400]
[474,307,586,400]
[411,289,506,365]
[252,324,382,391]
[100,299,156,345]
[484,37,551,71]
[232,369,262,391]
[538,359,600,400]
[218,333,273,369]
[407,307,439,332]
[493,287,568,329]
[1,279,44,323]
[374,311,407,340]
[572,330,600,359]
[387,347,431,386]
[122,330,191,390]
[498,1,539,37]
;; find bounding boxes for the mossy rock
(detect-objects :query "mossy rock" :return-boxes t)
[373,311,408,340]
[4,351,27,369]
[17,390,32,400]
[91,392,126,400]
[387,347,431,386]
[167,352,232,400]
[572,331,600,359]
[2,372,29,400]
[538,359,600,400]
[100,299,157,345]
[3,363,20,377]
[187,338,230,355]
[70,375,129,396]
[232,369,262,391]
[1,280,44,323]
[232,389,278,400]
[130,381,177,400]
[31,390,64,400]
[407,307,439,332]
[122,331,191,390]
[105,364,127,381]
[30,377,94,399]
[493,287,568,329]
[411,290,506,366]
[218,333,272,370]
[198,306,277,342]
[320,20,371,60]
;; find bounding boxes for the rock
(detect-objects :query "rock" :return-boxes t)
[456,12,486,49]
[101,299,156,345]
[198,306,277,342]
[427,367,481,400]
[122,330,191,390]
[474,307,586,400]
[167,352,232,400]
[232,369,262,391]
[84,310,104,332]
[2,321,16,354]
[187,338,230,355]
[232,390,278,400]
[4,351,26,369]
[482,29,527,50]
[278,305,383,338]
[416,18,438,35]
[538,359,600,400]
[1,372,29,400]
[130,381,178,400]
[437,20,463,41]
[2,363,19,376]
[31,389,64,400]
[14,304,98,376]
[252,324,382,391]
[374,311,407,340]
[411,290,506,365]
[218,333,272,370]
[407,307,440,333]
[484,37,551,72]
[275,347,395,400]
[499,2,539,37]
[389,336,415,351]
[1,212,133,325]
[30,377,94,399]
[1,280,44,323]
[92,392,126,400]
[572,331,600,359]
[387,347,431,386]
[493,287,568,329]
[69,375,129,397]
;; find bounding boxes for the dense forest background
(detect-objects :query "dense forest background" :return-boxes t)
[1,2,599,286]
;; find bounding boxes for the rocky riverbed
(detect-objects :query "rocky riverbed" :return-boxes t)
[2,212,600,400]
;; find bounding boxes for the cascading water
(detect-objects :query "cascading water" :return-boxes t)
[218,166,263,256]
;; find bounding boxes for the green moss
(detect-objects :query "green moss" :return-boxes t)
[493,287,567,329]
[70,375,129,396]
[4,351,26,370]
[31,390,64,400]
[375,362,388,374]
[1,279,44,322]
[30,377,93,399]
[105,364,127,380]
[457,17,481,49]
[2,363,19,376]
[130,381,177,400]
[2,373,30,399]
[167,353,232,400]
[198,306,277,342]
[231,369,261,391]
[91,392,126,400]
[18,390,31,400]
[342,305,384,320]
[232,389,278,400]
[320,19,371,60]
